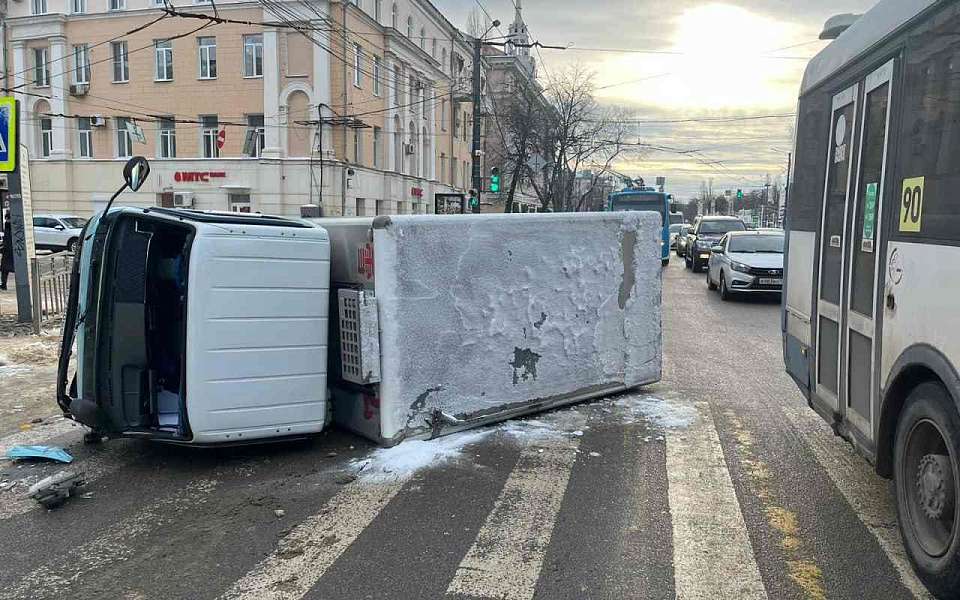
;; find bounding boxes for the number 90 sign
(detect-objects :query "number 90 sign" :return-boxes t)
[900,176,925,233]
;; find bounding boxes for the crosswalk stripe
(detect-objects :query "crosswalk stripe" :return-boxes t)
[220,479,407,600]
[445,435,580,600]
[666,401,767,599]
[0,478,218,600]
[780,406,933,599]
[0,418,81,456]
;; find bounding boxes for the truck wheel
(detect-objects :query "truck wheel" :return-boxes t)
[895,381,960,597]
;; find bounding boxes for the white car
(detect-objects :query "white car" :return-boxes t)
[706,230,784,300]
[33,214,87,253]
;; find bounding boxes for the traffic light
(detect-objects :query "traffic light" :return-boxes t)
[490,167,501,193]
[737,189,743,199]
[469,189,479,213]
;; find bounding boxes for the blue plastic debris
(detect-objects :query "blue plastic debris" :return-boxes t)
[5,446,74,464]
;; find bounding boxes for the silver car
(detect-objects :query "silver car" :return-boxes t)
[33,214,87,253]
[706,230,784,300]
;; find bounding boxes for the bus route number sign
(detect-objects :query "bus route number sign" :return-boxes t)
[900,176,925,233]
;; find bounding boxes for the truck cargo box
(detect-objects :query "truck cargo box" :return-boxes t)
[321,212,662,445]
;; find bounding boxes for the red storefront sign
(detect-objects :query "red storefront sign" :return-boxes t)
[174,171,227,183]
[411,187,423,198]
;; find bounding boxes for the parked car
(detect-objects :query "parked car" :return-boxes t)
[685,216,747,272]
[706,230,784,300]
[33,214,87,253]
[675,224,691,257]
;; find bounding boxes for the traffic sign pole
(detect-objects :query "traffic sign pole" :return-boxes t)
[1,98,34,323]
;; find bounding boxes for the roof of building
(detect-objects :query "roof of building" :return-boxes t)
[801,0,938,94]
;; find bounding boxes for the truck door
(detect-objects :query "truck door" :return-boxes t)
[842,60,894,442]
[815,83,859,416]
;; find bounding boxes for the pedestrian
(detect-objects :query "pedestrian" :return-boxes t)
[1,213,13,290]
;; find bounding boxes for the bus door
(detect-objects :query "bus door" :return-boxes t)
[842,60,894,440]
[815,83,859,416]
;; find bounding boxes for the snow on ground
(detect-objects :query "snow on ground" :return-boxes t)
[349,393,695,484]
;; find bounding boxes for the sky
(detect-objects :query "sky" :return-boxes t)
[435,0,878,202]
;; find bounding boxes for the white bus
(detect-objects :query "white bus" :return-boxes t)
[783,1,960,594]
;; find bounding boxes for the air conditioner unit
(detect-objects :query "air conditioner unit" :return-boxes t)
[173,192,194,208]
[404,143,416,155]
[69,84,89,96]
[90,115,105,127]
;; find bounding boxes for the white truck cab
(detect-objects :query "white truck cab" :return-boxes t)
[57,207,331,444]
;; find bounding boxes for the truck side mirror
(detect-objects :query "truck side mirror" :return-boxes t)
[123,156,151,192]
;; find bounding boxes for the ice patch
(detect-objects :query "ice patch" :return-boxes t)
[352,429,493,483]
[613,395,697,429]
[0,364,33,377]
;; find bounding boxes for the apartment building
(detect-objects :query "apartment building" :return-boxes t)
[2,0,482,216]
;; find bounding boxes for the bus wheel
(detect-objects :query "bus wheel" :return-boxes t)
[895,381,960,596]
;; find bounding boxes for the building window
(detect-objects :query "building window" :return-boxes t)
[112,41,129,83]
[39,117,52,157]
[393,65,401,106]
[229,192,251,213]
[353,128,362,164]
[355,198,365,217]
[442,48,447,73]
[33,48,49,87]
[73,45,90,84]
[406,16,412,38]
[419,27,425,50]
[201,115,219,158]
[72,0,85,14]
[391,2,397,28]
[198,37,217,79]
[440,153,446,183]
[432,38,437,58]
[158,117,176,158]
[353,44,363,87]
[408,75,415,106]
[372,126,381,168]
[77,117,93,158]
[441,100,447,131]
[155,40,173,81]
[373,56,381,96]
[109,0,124,10]
[393,116,402,172]
[245,114,264,157]
[243,34,263,78]
[421,86,427,119]
[116,117,133,158]
[32,0,47,14]
[375,0,381,22]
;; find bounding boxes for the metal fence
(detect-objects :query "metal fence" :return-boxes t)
[30,252,72,333]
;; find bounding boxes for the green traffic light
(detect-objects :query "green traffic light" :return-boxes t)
[490,168,501,193]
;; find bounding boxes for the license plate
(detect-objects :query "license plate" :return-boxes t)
[759,278,782,286]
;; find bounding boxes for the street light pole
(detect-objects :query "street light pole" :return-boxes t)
[471,20,499,213]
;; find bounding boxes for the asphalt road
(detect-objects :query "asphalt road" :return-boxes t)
[0,259,929,600]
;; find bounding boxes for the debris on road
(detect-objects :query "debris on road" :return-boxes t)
[27,470,87,509]
[334,472,358,485]
[274,509,286,518]
[5,445,74,463]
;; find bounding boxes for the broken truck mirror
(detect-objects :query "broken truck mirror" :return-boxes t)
[123,156,150,192]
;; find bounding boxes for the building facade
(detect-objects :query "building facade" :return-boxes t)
[2,0,482,216]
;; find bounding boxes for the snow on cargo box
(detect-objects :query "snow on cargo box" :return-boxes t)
[320,211,662,445]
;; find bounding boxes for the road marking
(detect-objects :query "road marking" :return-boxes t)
[666,402,767,599]
[220,479,407,600]
[0,418,81,456]
[0,479,218,600]
[781,406,933,599]
[446,435,580,600]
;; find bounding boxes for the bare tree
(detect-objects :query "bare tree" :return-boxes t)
[525,65,630,212]
[464,8,491,39]
[487,75,547,212]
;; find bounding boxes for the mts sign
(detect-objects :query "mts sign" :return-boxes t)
[174,171,227,183]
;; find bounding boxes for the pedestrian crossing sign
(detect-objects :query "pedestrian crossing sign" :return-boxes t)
[0,97,17,173]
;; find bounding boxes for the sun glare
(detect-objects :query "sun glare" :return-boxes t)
[595,3,809,111]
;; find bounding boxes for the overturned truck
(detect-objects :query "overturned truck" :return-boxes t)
[57,209,662,445]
